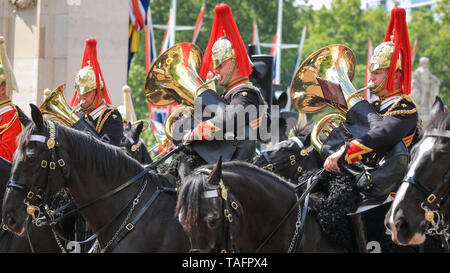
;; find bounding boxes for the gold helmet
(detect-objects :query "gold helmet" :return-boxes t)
[70,38,111,109]
[369,8,412,95]
[199,4,252,79]
[369,40,400,73]
[211,36,235,69]
[74,61,103,95]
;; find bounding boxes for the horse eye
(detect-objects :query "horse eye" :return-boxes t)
[26,154,37,163]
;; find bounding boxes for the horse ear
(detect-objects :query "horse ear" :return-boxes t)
[430,96,445,116]
[135,121,144,138]
[30,104,45,131]
[125,122,132,130]
[208,156,222,185]
[15,105,31,126]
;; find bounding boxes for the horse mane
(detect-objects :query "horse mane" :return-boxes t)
[175,160,295,231]
[18,121,143,179]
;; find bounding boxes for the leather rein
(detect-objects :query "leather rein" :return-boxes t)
[260,136,314,182]
[6,121,176,252]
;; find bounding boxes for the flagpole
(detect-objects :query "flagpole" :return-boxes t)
[169,0,176,47]
[275,0,283,84]
[285,25,307,111]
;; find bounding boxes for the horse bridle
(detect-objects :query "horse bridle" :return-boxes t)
[261,136,314,181]
[7,121,69,223]
[6,121,173,252]
[190,168,241,253]
[403,129,450,239]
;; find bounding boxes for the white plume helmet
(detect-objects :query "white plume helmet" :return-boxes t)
[0,36,19,97]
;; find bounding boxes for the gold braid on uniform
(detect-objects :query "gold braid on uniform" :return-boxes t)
[0,112,18,135]
[95,106,115,133]
[381,95,417,118]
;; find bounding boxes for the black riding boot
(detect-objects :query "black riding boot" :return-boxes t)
[351,213,368,253]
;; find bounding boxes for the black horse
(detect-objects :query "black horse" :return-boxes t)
[251,122,322,184]
[0,106,63,253]
[121,121,153,165]
[175,157,345,252]
[2,104,190,253]
[386,97,450,247]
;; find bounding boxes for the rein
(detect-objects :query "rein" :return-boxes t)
[261,136,313,178]
[254,168,324,252]
[6,121,178,252]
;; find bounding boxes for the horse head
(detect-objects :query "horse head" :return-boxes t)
[2,104,70,236]
[251,121,322,183]
[176,157,242,253]
[120,121,153,164]
[386,96,450,246]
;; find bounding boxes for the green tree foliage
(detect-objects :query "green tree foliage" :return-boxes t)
[128,0,449,145]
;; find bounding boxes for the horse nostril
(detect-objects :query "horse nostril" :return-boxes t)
[395,217,410,239]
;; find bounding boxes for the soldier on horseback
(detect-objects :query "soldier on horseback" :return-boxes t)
[179,3,267,164]
[70,38,123,147]
[322,7,419,252]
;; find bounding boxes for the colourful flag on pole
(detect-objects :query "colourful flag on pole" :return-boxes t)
[271,0,283,84]
[145,3,157,73]
[160,0,176,54]
[270,32,279,84]
[285,25,307,111]
[191,1,205,44]
[252,17,261,54]
[411,38,418,67]
[128,0,150,77]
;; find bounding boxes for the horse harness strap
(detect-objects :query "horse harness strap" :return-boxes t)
[7,121,179,252]
[288,175,311,253]
[106,186,177,252]
[255,169,324,253]
[196,168,240,253]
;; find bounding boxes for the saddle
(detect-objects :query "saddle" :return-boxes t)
[320,100,409,207]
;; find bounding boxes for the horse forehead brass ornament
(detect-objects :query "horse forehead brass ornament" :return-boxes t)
[46,121,56,149]
[219,180,228,200]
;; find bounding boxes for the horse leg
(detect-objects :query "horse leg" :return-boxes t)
[350,213,368,253]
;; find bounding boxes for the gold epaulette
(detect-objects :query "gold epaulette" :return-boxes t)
[95,106,117,133]
[382,95,417,118]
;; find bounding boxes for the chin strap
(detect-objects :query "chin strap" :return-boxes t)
[370,74,387,95]
[221,58,236,87]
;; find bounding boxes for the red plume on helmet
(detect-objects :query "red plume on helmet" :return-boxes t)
[383,7,412,95]
[70,38,112,107]
[199,4,252,78]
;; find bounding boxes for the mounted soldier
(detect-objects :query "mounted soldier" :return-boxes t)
[320,7,417,252]
[145,4,267,168]
[290,7,417,252]
[70,38,123,147]
[181,3,267,164]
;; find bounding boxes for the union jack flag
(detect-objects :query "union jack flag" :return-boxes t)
[127,0,150,76]
[191,2,205,44]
